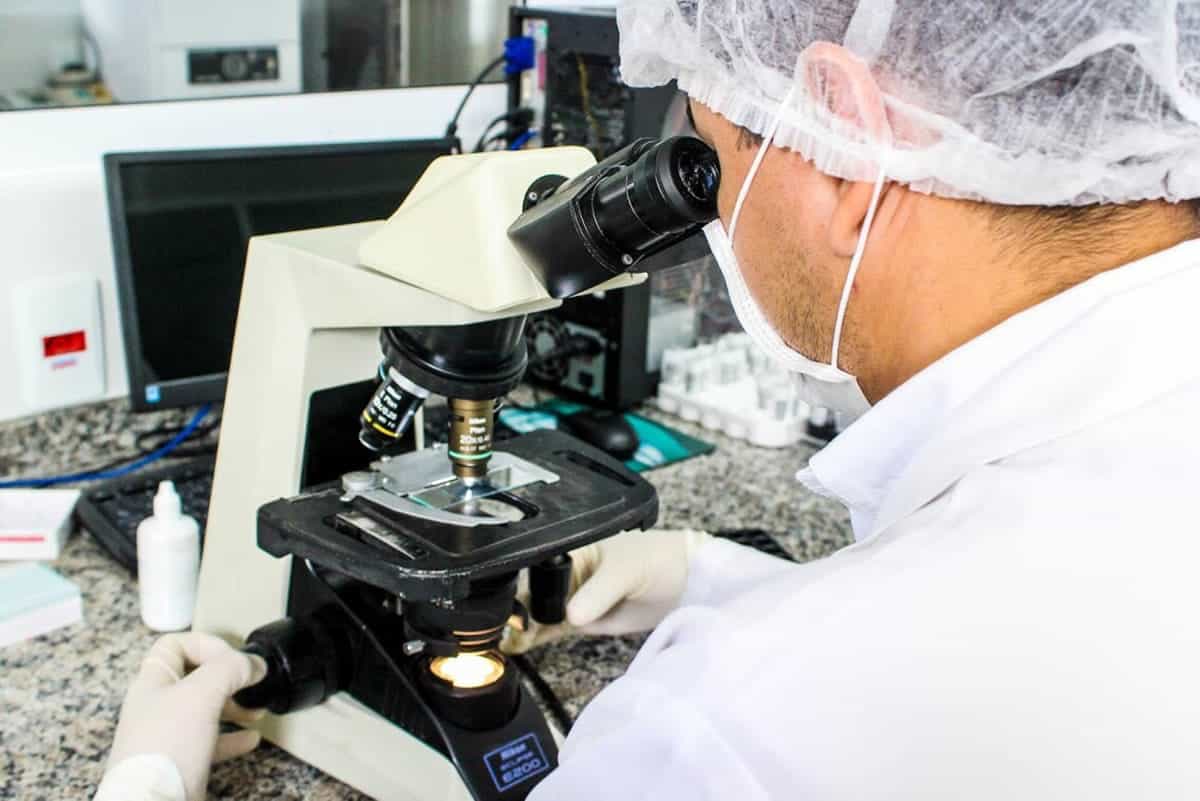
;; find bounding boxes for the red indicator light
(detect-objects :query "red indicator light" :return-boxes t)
[43,330,87,358]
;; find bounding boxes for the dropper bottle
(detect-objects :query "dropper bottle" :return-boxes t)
[136,481,201,632]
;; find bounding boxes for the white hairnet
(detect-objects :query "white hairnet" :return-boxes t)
[618,0,1200,206]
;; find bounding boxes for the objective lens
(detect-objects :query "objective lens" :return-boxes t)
[448,397,495,480]
[429,652,506,689]
[359,365,429,453]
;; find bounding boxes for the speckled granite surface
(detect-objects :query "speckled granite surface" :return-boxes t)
[0,397,851,800]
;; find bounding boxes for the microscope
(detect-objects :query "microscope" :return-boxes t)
[191,136,719,800]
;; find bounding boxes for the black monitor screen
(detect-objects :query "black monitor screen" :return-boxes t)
[105,139,454,411]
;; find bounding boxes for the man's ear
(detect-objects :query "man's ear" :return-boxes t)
[831,180,885,258]
[799,43,893,259]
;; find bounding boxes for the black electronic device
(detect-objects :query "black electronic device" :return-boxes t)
[508,6,709,410]
[556,410,640,461]
[104,138,454,412]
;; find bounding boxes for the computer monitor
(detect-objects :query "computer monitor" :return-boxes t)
[104,138,455,412]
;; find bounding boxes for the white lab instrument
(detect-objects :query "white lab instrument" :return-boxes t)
[190,145,650,801]
[82,0,301,103]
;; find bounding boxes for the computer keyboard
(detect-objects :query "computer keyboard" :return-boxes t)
[75,455,215,574]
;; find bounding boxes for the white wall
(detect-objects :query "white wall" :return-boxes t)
[0,84,505,422]
[0,0,84,91]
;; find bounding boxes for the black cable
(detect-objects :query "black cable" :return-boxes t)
[70,417,221,477]
[480,131,510,152]
[0,405,212,489]
[512,653,574,735]
[135,418,221,451]
[82,24,103,83]
[474,107,536,153]
[445,54,506,150]
[474,113,510,152]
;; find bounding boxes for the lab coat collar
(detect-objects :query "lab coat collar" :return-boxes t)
[799,236,1200,542]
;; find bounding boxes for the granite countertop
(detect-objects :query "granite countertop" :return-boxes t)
[0,397,851,800]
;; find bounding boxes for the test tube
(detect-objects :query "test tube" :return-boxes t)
[660,348,689,388]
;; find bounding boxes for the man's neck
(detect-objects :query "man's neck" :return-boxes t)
[860,201,1198,402]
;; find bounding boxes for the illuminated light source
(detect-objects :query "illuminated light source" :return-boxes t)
[429,652,506,689]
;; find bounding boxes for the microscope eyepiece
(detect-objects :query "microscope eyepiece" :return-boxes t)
[508,136,720,299]
[585,137,719,263]
[674,139,721,206]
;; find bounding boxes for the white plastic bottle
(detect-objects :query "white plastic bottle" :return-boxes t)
[136,481,201,632]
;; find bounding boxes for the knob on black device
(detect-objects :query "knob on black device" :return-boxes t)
[528,554,573,625]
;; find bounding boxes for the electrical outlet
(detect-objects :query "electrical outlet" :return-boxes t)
[12,274,106,410]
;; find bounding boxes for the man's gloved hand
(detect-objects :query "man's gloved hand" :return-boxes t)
[503,529,711,654]
[104,633,269,801]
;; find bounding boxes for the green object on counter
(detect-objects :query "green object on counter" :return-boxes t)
[0,563,83,648]
[499,400,714,473]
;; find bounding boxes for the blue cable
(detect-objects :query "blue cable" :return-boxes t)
[0,404,213,489]
[509,130,539,150]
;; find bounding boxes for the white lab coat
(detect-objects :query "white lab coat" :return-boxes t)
[530,239,1200,800]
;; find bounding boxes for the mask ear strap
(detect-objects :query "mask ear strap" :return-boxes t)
[830,160,888,371]
[729,88,797,240]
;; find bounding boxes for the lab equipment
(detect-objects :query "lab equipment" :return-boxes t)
[0,563,82,649]
[190,136,720,800]
[655,333,840,448]
[135,482,200,633]
[82,0,301,103]
[511,6,711,410]
[76,455,214,574]
[0,489,80,561]
[617,0,1200,206]
[104,139,453,412]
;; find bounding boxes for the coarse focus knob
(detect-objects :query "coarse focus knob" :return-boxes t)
[233,616,349,715]
[529,554,573,624]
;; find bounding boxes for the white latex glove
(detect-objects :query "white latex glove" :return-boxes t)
[98,633,269,801]
[503,529,711,654]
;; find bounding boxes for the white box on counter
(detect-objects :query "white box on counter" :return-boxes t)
[0,489,80,560]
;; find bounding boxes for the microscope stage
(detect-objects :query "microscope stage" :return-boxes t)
[257,429,658,603]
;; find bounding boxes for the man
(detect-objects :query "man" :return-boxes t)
[98,1,1200,798]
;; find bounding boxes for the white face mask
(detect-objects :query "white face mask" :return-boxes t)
[702,99,888,423]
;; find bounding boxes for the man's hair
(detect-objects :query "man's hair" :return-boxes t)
[734,123,1200,270]
[988,201,1200,272]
